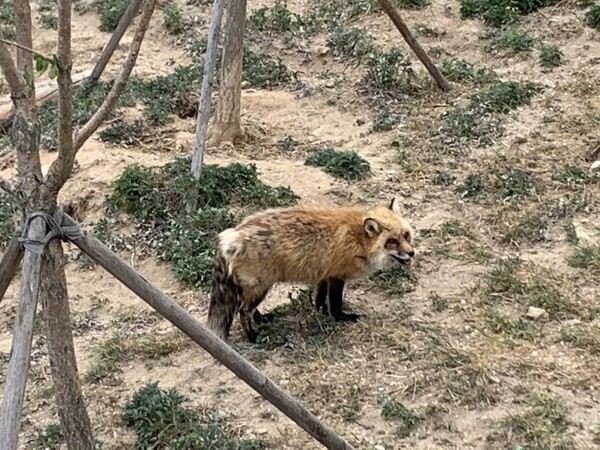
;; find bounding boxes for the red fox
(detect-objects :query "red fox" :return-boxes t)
[206,198,415,342]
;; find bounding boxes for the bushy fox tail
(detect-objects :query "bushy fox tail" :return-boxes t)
[207,249,240,341]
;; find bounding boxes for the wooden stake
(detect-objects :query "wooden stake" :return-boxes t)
[376,0,450,92]
[63,213,356,450]
[0,218,45,450]
[191,0,225,180]
[89,0,144,83]
[0,236,24,303]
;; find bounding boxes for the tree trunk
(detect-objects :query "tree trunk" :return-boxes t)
[39,238,95,450]
[209,0,247,147]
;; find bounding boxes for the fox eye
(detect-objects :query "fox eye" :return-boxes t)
[403,232,411,243]
[386,238,399,246]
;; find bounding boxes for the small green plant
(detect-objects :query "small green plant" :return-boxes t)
[486,26,536,54]
[458,173,485,198]
[248,0,298,33]
[393,0,431,8]
[304,146,371,180]
[484,308,543,342]
[560,322,600,354]
[471,81,542,114]
[494,168,537,199]
[497,391,572,449]
[430,292,448,312]
[39,13,58,29]
[0,0,15,39]
[460,0,551,27]
[556,165,597,185]
[586,4,600,29]
[483,259,576,318]
[439,58,498,84]
[440,106,504,147]
[501,212,548,245]
[415,23,444,37]
[569,245,600,275]
[0,194,18,248]
[94,0,131,32]
[440,219,474,239]
[380,397,422,437]
[99,119,146,146]
[364,47,415,94]
[433,170,455,186]
[123,383,266,449]
[241,47,294,88]
[326,25,374,62]
[32,423,64,450]
[370,265,416,295]
[538,44,563,70]
[161,3,188,35]
[372,104,403,132]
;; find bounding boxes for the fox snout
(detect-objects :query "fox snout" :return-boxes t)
[390,248,414,266]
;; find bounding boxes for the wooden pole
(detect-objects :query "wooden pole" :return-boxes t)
[0,217,45,450]
[89,0,144,83]
[191,0,225,180]
[62,214,356,450]
[0,236,24,302]
[376,0,450,92]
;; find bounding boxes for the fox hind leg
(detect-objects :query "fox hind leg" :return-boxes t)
[240,287,270,343]
[327,278,360,322]
[314,280,328,315]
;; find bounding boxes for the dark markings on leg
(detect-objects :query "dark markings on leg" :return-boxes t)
[314,280,328,315]
[328,278,359,322]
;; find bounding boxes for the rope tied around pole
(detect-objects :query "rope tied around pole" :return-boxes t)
[15,206,82,254]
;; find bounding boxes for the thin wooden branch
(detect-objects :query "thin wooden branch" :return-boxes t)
[63,213,356,450]
[0,217,45,450]
[45,0,157,194]
[90,0,144,83]
[0,39,27,93]
[11,0,34,74]
[51,0,74,200]
[0,236,23,303]
[0,37,53,63]
[376,0,450,92]
[191,0,225,179]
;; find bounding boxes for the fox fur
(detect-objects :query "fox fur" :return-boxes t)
[207,197,415,342]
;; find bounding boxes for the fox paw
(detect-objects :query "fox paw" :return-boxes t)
[333,312,360,322]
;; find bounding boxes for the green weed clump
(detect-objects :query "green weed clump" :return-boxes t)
[242,47,295,88]
[440,80,541,147]
[0,194,18,248]
[0,0,15,39]
[539,44,563,70]
[370,265,416,295]
[161,3,188,35]
[304,146,371,180]
[495,392,572,450]
[99,119,146,146]
[38,79,136,150]
[586,5,600,29]
[123,382,266,450]
[32,424,64,450]
[248,0,299,33]
[460,0,552,27]
[439,58,498,84]
[94,0,131,32]
[326,25,375,62]
[483,259,576,318]
[569,245,600,276]
[380,397,422,437]
[485,27,535,54]
[364,47,416,95]
[110,157,298,287]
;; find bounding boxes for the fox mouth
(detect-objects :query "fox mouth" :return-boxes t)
[391,254,412,266]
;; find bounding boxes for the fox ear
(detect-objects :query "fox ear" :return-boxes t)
[389,197,401,215]
[364,218,381,238]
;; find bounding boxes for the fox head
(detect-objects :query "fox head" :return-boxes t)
[364,197,415,272]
